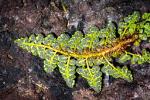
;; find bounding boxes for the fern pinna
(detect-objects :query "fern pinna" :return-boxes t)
[15,12,150,92]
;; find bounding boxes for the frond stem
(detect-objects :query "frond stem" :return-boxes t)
[66,56,71,79]
[22,34,138,59]
[85,58,93,77]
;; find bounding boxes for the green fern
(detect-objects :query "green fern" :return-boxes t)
[14,11,150,92]
[77,65,102,92]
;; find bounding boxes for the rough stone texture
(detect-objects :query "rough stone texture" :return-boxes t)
[0,0,150,100]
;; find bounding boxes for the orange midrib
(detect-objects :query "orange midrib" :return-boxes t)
[23,35,138,59]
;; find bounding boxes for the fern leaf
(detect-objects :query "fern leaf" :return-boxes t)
[44,59,57,73]
[142,12,150,21]
[75,58,86,67]
[118,11,140,37]
[58,56,76,88]
[68,31,83,51]
[44,51,58,72]
[102,55,133,82]
[98,24,116,46]
[43,34,56,45]
[77,58,102,92]
[142,49,150,63]
[87,26,99,34]
[143,22,150,38]
[130,49,150,64]
[57,33,70,49]
[77,66,102,92]
[101,65,133,82]
[119,53,131,63]
[35,34,44,43]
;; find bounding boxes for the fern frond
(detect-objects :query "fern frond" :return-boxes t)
[14,11,150,92]
[119,52,131,63]
[118,11,140,37]
[101,65,133,82]
[102,55,133,82]
[58,56,76,88]
[56,33,70,49]
[77,63,102,92]
[68,31,83,51]
[124,50,150,64]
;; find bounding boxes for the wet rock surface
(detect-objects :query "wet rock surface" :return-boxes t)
[0,0,150,100]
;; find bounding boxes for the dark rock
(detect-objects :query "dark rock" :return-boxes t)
[0,0,150,100]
